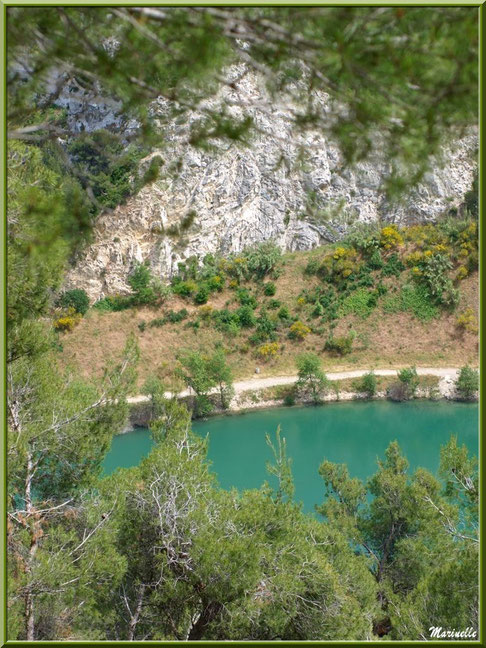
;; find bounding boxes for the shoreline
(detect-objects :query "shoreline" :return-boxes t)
[125,366,478,429]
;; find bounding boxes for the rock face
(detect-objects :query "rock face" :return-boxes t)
[64,66,477,300]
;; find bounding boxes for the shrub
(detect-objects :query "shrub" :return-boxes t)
[380,225,403,250]
[93,295,132,312]
[138,320,146,332]
[194,284,210,305]
[236,288,258,309]
[268,299,281,310]
[128,262,157,305]
[166,309,188,323]
[252,309,278,343]
[243,241,282,279]
[368,249,383,270]
[324,334,354,355]
[206,275,224,292]
[278,305,291,321]
[456,308,478,334]
[381,253,405,277]
[199,304,214,320]
[288,321,311,341]
[382,283,439,321]
[256,342,280,359]
[353,371,377,397]
[263,282,277,296]
[172,279,198,297]
[455,265,469,281]
[54,315,78,332]
[236,305,257,328]
[57,289,89,315]
[397,366,419,396]
[338,288,377,319]
[455,366,479,400]
[304,257,320,275]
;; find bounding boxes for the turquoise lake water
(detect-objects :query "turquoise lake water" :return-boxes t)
[103,400,478,512]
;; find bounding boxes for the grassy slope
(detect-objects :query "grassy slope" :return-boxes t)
[59,245,479,392]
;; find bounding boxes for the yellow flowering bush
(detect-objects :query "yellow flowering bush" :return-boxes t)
[456,265,469,281]
[456,308,478,334]
[256,342,280,359]
[380,226,403,250]
[404,251,424,267]
[198,304,214,320]
[288,321,311,340]
[54,308,81,332]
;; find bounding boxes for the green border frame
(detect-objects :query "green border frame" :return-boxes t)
[0,2,483,646]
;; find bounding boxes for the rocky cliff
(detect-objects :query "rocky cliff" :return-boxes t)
[64,66,477,300]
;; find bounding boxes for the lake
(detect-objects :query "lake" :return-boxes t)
[103,400,478,512]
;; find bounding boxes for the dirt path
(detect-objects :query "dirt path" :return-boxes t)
[127,367,464,404]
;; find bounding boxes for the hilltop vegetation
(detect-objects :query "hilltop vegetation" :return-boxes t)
[58,218,478,390]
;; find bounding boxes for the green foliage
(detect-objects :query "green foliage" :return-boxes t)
[68,130,141,209]
[353,371,377,397]
[263,281,277,296]
[235,305,257,328]
[128,262,165,306]
[295,353,330,404]
[411,252,458,308]
[382,283,439,321]
[172,278,198,297]
[236,288,258,309]
[381,252,405,278]
[338,288,377,319]
[325,333,354,356]
[194,284,210,305]
[455,366,478,400]
[242,241,282,280]
[57,289,90,315]
[177,348,234,414]
[318,439,478,640]
[93,294,132,312]
[398,366,419,394]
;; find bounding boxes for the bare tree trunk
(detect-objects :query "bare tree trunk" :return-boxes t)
[127,584,145,641]
[24,451,38,641]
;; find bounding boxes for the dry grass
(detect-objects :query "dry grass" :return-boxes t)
[59,247,479,392]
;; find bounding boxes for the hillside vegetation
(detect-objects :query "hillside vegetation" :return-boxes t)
[58,219,478,391]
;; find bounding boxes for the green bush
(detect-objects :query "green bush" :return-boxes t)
[324,334,354,356]
[243,241,281,279]
[338,288,377,319]
[93,295,132,312]
[353,371,377,397]
[278,305,291,321]
[382,283,438,321]
[172,279,198,297]
[194,284,210,305]
[236,288,258,309]
[455,366,479,400]
[57,289,90,315]
[263,282,277,296]
[397,366,419,396]
[381,253,405,277]
[236,305,257,328]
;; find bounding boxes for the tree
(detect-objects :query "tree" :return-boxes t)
[7,332,139,640]
[177,350,216,417]
[57,288,90,315]
[207,348,234,410]
[295,352,330,404]
[455,366,479,401]
[317,439,478,639]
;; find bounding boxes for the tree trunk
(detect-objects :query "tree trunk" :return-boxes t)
[127,584,145,641]
[187,601,223,641]
[24,451,38,641]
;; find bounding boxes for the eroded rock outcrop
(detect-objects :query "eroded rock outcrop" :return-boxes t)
[64,66,477,300]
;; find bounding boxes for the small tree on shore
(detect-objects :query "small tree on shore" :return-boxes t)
[208,349,234,410]
[455,366,479,401]
[295,353,330,404]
